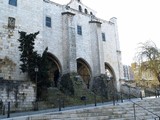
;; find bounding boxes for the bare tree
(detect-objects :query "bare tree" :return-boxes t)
[136,41,160,86]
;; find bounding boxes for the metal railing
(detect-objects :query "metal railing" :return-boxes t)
[132,100,160,120]
[117,87,160,120]
[1,88,160,119]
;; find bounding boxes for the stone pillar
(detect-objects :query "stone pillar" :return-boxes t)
[110,17,123,91]
[89,21,104,76]
[62,12,77,74]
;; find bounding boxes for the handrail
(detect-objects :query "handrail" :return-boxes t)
[116,91,160,119]
[130,100,160,120]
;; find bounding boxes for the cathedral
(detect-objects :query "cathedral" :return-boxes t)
[0,0,123,91]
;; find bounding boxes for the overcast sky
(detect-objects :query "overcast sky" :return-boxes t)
[51,0,160,65]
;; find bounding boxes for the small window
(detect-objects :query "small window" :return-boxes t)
[79,5,82,12]
[90,12,93,15]
[102,33,106,41]
[85,9,88,14]
[9,0,17,6]
[77,25,82,35]
[78,0,80,2]
[8,17,16,29]
[46,17,51,27]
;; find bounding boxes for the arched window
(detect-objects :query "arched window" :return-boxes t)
[85,9,88,14]
[90,12,93,15]
[79,5,82,12]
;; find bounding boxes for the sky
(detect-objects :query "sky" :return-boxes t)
[51,0,160,65]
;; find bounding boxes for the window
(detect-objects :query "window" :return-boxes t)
[8,17,16,29]
[102,33,106,41]
[9,0,17,6]
[90,12,93,15]
[46,17,51,27]
[77,25,82,35]
[85,9,88,14]
[79,5,82,12]
[78,0,80,2]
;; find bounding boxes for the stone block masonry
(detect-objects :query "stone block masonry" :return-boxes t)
[0,80,35,112]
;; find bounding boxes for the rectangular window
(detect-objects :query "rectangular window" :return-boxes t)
[102,33,106,41]
[46,17,51,27]
[8,17,16,29]
[77,25,82,35]
[9,0,17,6]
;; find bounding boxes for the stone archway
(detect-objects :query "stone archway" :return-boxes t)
[104,63,117,94]
[77,58,91,89]
[105,63,116,81]
[47,53,61,87]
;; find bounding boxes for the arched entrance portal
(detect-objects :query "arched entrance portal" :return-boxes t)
[77,58,91,89]
[105,63,116,81]
[47,53,61,87]
[105,63,116,93]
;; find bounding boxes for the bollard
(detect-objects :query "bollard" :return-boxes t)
[129,93,131,100]
[34,101,38,111]
[140,91,143,100]
[133,103,136,120]
[121,92,123,103]
[129,87,131,100]
[7,102,10,118]
[2,105,5,115]
[36,101,38,111]
[155,90,157,98]
[113,95,115,106]
[116,93,119,102]
[94,94,97,106]
[62,99,65,108]
[58,99,61,111]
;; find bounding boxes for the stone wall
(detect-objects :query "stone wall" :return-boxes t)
[0,80,35,111]
[0,0,123,90]
[120,84,145,98]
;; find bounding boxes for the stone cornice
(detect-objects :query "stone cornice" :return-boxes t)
[61,12,75,16]
[89,21,102,24]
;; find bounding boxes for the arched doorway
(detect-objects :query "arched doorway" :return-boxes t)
[77,58,91,89]
[104,63,116,96]
[47,53,61,87]
[105,63,116,81]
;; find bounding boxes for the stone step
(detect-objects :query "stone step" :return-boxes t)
[2,97,160,120]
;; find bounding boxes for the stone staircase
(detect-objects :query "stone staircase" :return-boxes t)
[2,97,160,120]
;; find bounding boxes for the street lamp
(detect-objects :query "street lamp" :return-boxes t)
[34,66,39,101]
[110,77,115,105]
[34,66,38,110]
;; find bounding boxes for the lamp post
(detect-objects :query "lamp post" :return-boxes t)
[111,77,115,106]
[34,66,38,110]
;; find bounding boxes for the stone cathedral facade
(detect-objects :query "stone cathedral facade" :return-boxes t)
[0,0,123,92]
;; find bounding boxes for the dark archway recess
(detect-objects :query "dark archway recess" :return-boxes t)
[77,58,91,89]
[47,53,61,87]
[105,63,116,80]
[104,63,116,93]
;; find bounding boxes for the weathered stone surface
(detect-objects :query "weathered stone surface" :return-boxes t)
[0,0,123,87]
[0,80,35,111]
[59,73,89,97]
[91,74,115,99]
[0,0,124,110]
